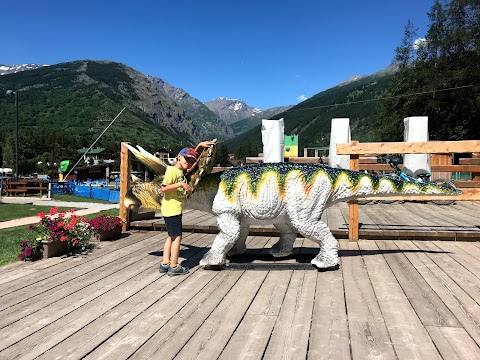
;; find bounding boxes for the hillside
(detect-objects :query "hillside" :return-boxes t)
[230,105,293,135]
[147,76,234,140]
[226,69,394,154]
[0,60,217,174]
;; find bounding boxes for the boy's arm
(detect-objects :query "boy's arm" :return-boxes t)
[162,182,192,194]
[194,140,216,153]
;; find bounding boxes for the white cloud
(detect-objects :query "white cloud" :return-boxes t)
[413,38,427,49]
[297,94,308,102]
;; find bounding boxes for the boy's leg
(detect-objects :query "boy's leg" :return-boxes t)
[169,235,182,267]
[163,236,173,265]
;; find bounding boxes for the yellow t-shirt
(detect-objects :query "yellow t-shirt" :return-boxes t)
[161,166,187,217]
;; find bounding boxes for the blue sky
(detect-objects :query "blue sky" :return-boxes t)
[2,0,434,109]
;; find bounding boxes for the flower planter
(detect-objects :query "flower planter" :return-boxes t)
[41,240,70,259]
[92,227,122,242]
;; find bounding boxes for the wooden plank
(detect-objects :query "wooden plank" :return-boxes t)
[339,240,396,359]
[395,240,480,346]
[308,260,350,359]
[360,188,480,202]
[431,153,453,180]
[120,142,131,231]
[413,240,480,305]
[426,326,480,360]
[173,271,268,360]
[0,237,165,329]
[42,265,219,360]
[375,240,459,327]
[337,140,480,155]
[0,234,211,357]
[0,231,162,303]
[263,271,317,359]
[359,240,442,359]
[218,271,292,359]
[129,271,244,360]
[349,152,360,241]
[459,158,480,165]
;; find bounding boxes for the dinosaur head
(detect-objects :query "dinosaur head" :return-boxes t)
[123,140,217,213]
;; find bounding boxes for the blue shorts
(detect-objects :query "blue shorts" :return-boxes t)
[164,214,182,237]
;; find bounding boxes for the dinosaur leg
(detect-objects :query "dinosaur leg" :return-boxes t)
[269,223,297,257]
[200,213,241,266]
[296,220,339,269]
[227,223,249,256]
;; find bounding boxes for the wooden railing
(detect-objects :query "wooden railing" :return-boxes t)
[4,179,49,197]
[336,140,480,241]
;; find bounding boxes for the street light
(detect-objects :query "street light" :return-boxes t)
[6,90,19,180]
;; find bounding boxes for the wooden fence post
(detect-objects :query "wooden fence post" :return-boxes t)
[119,142,131,231]
[472,153,480,182]
[349,141,360,242]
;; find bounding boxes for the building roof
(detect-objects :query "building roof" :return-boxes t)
[77,147,106,155]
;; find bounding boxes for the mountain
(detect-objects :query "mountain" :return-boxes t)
[226,67,396,154]
[0,60,227,176]
[204,97,262,124]
[230,105,293,135]
[0,64,46,75]
[147,76,234,140]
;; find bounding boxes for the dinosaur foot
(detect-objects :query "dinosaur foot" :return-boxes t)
[200,251,226,266]
[311,257,340,271]
[227,243,247,256]
[269,243,294,258]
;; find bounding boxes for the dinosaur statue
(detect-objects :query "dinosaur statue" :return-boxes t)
[124,145,460,270]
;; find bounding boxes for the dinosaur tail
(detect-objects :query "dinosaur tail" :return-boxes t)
[333,171,461,202]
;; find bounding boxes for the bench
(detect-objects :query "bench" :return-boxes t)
[5,181,27,196]
[4,180,49,196]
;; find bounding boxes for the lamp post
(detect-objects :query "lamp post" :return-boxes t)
[6,90,19,180]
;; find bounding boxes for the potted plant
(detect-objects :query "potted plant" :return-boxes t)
[19,207,92,260]
[88,214,124,241]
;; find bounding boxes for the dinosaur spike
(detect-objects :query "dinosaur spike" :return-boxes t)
[124,143,167,176]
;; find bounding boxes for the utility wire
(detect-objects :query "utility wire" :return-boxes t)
[63,107,126,181]
[284,84,476,113]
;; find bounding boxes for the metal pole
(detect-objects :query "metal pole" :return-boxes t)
[15,91,19,181]
[63,107,126,180]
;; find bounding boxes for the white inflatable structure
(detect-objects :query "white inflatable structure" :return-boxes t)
[403,116,430,177]
[262,118,284,163]
[328,118,351,169]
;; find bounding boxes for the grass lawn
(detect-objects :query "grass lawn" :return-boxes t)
[0,203,79,222]
[52,194,113,204]
[0,208,120,266]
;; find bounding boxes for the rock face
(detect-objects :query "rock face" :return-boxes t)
[204,97,262,124]
[147,76,234,140]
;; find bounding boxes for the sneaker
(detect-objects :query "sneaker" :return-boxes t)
[168,264,189,276]
[159,263,170,273]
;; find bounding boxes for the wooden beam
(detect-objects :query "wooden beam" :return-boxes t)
[119,142,131,231]
[349,148,360,242]
[472,153,480,182]
[358,188,480,201]
[337,140,480,155]
[454,181,480,188]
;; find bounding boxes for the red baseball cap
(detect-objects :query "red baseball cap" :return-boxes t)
[178,147,198,161]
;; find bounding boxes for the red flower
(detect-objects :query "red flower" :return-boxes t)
[38,212,46,219]
[50,207,58,216]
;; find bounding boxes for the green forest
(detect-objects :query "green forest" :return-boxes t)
[228,0,479,159]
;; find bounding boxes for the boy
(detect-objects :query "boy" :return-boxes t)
[159,141,215,276]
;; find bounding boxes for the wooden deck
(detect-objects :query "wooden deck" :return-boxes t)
[131,201,480,241]
[1,202,480,359]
